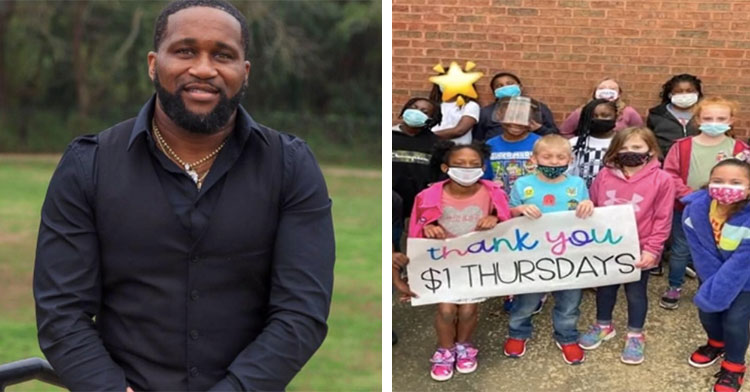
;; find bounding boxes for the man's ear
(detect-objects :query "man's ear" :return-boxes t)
[244,60,251,86]
[147,52,157,82]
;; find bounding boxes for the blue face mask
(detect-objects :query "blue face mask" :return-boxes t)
[699,122,731,136]
[494,84,521,100]
[402,109,430,128]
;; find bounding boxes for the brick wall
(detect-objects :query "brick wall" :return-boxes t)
[392,0,750,140]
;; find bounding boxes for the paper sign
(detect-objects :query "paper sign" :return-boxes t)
[406,205,642,306]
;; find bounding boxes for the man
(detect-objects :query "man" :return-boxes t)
[33,1,335,390]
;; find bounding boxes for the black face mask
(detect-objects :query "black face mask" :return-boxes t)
[589,118,616,135]
[153,72,247,135]
[616,151,650,167]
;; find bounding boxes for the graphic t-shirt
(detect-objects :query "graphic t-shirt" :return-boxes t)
[687,137,737,190]
[432,101,481,145]
[438,185,492,237]
[569,135,613,188]
[483,133,540,194]
[510,174,590,214]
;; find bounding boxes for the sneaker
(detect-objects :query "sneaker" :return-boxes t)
[555,341,585,365]
[579,323,616,350]
[714,361,745,392]
[503,296,515,313]
[454,343,478,374]
[621,334,645,365]
[503,338,527,358]
[689,341,725,368]
[686,265,697,279]
[392,330,398,345]
[430,348,455,381]
[531,294,547,315]
[649,264,664,276]
[659,286,681,309]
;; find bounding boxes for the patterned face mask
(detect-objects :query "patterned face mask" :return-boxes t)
[615,151,650,167]
[536,164,568,179]
[708,183,749,205]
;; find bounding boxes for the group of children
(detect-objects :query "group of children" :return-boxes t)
[391,72,750,392]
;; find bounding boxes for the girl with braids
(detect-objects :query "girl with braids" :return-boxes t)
[560,77,643,138]
[647,73,703,157]
[392,96,443,225]
[400,140,512,381]
[682,158,750,392]
[568,99,618,187]
[429,84,481,145]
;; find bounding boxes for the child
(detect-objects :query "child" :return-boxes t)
[579,127,675,365]
[483,96,541,195]
[392,96,443,233]
[405,140,512,381]
[661,97,750,309]
[473,71,559,141]
[569,99,618,188]
[429,84,480,144]
[504,134,594,365]
[682,158,750,392]
[647,73,703,157]
[560,77,643,138]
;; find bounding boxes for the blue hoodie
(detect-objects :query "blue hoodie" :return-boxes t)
[682,190,750,313]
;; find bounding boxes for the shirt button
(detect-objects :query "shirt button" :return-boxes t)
[190,330,200,340]
[190,290,199,300]
[190,366,199,377]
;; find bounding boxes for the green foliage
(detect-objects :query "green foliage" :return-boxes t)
[0,1,381,165]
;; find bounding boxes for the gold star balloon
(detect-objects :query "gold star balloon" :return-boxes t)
[429,61,483,107]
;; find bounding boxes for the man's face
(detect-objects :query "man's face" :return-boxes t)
[148,6,251,134]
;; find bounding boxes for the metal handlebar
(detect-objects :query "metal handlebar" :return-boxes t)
[0,357,64,391]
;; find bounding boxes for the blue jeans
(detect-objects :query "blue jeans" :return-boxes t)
[699,291,750,364]
[668,209,692,288]
[595,271,650,331]
[509,289,582,344]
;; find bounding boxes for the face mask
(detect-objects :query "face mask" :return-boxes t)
[708,183,749,205]
[616,151,650,167]
[447,167,484,187]
[494,84,521,100]
[699,122,731,137]
[589,118,616,135]
[595,88,619,101]
[671,93,699,108]
[402,109,430,127]
[536,164,568,179]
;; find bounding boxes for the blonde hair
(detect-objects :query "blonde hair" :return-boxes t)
[590,77,627,120]
[693,96,740,118]
[602,126,663,167]
[533,134,572,157]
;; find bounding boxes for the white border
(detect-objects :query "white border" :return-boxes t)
[381,0,393,390]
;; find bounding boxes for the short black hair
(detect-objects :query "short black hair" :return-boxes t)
[398,97,442,128]
[153,0,250,60]
[429,140,490,174]
[489,72,522,92]
[659,73,703,105]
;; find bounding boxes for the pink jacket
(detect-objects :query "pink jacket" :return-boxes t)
[663,136,749,204]
[560,105,644,139]
[408,179,512,238]
[589,159,675,259]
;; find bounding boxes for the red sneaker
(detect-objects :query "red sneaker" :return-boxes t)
[714,361,745,392]
[690,339,725,368]
[503,338,527,358]
[556,341,585,365]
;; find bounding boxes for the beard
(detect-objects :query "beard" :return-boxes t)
[153,72,247,135]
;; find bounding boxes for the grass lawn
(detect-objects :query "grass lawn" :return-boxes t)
[0,154,381,391]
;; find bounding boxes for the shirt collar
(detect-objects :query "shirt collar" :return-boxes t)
[127,94,269,151]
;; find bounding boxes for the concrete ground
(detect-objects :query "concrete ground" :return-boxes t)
[392,273,747,392]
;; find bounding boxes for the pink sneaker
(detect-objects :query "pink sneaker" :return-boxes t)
[430,348,455,381]
[454,343,478,374]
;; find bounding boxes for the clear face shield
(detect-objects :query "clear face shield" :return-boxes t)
[492,96,542,127]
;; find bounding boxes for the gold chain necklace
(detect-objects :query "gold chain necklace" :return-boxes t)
[152,120,226,189]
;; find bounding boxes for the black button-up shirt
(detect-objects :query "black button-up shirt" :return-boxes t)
[33,96,335,391]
